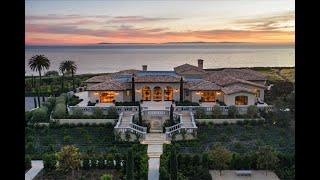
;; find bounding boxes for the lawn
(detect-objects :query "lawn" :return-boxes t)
[25,124,139,158]
[34,169,120,180]
[175,123,295,154]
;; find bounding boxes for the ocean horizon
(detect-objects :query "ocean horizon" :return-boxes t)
[25,43,295,75]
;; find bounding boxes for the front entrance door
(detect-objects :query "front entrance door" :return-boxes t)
[153,86,162,101]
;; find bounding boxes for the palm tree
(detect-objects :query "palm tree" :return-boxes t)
[28,55,50,107]
[60,60,77,91]
[59,63,67,92]
[28,55,50,87]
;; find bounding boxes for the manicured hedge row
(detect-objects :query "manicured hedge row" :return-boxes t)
[175,100,200,106]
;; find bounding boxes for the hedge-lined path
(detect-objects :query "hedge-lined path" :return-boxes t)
[142,133,170,180]
[25,160,44,180]
[74,91,88,106]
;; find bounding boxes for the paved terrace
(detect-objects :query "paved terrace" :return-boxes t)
[210,170,279,180]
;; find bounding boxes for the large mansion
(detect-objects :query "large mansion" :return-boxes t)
[84,59,267,106]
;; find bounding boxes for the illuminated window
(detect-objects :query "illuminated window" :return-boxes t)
[200,91,216,102]
[235,96,248,105]
[142,86,151,101]
[164,86,173,101]
[100,91,116,103]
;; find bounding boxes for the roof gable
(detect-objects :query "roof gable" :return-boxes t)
[174,63,206,74]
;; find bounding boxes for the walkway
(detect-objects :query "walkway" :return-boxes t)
[74,91,89,106]
[118,112,133,128]
[141,133,170,180]
[181,111,195,128]
[25,160,44,180]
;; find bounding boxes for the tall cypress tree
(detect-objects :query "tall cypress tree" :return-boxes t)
[170,147,178,180]
[126,148,134,180]
[138,104,142,125]
[170,104,174,125]
[179,77,183,102]
[131,75,135,103]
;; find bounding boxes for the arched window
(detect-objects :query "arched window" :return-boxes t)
[164,86,173,101]
[235,96,248,105]
[142,86,151,101]
[100,91,116,103]
[153,86,162,101]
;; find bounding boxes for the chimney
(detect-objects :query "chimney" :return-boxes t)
[198,59,204,69]
[142,65,147,71]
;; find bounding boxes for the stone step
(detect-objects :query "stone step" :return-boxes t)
[150,129,163,133]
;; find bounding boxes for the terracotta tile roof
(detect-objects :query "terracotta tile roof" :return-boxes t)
[84,69,139,83]
[84,75,113,83]
[87,80,127,91]
[204,71,266,88]
[222,84,256,95]
[174,63,206,74]
[186,79,221,90]
[134,75,181,83]
[205,68,267,81]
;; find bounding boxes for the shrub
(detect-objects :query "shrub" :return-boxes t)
[25,111,33,123]
[176,100,199,106]
[53,103,67,119]
[247,105,258,118]
[32,107,49,123]
[212,105,222,118]
[195,108,206,119]
[228,105,239,118]
[107,107,118,118]
[43,153,57,171]
[45,70,59,76]
[92,107,104,118]
[87,101,96,106]
[100,173,113,180]
[25,155,31,171]
[72,108,84,118]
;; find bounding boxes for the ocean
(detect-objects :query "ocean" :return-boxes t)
[25,43,295,75]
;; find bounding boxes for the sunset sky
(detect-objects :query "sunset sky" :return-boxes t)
[25,0,295,45]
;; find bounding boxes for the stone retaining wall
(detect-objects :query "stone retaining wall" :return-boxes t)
[196,118,264,124]
[54,119,116,125]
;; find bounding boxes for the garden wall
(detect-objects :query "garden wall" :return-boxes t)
[196,118,264,124]
[54,119,116,125]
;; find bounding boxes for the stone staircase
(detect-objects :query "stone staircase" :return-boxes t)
[141,133,170,145]
[118,112,132,127]
[181,112,194,128]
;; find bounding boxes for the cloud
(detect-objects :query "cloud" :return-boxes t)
[26,22,294,44]
[26,14,110,21]
[107,16,179,23]
[234,11,294,31]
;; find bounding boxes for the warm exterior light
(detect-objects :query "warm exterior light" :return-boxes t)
[216,92,221,95]
[136,89,141,93]
[174,89,179,92]
[94,92,99,96]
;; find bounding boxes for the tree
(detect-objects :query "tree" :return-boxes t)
[179,77,184,102]
[138,104,142,125]
[131,75,135,102]
[170,104,174,125]
[247,105,258,118]
[256,146,279,176]
[170,147,178,180]
[28,55,50,87]
[228,105,239,118]
[208,145,232,176]
[45,70,59,76]
[126,148,134,180]
[57,145,81,177]
[59,62,67,92]
[212,105,222,118]
[60,60,77,91]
